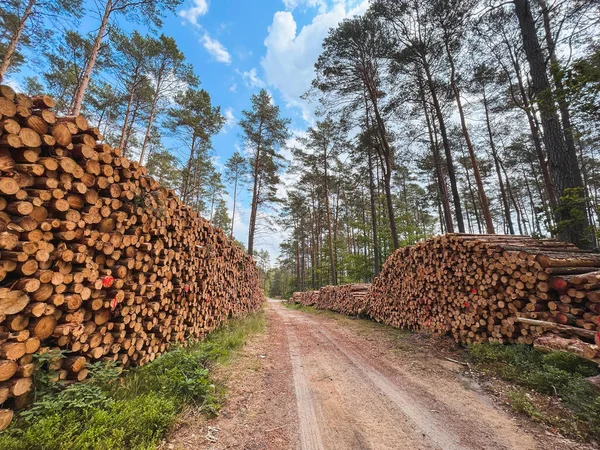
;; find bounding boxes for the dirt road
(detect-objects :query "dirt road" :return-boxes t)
[166,300,590,450]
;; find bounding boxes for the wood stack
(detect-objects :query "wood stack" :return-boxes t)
[294,234,600,363]
[0,87,264,428]
[315,284,370,316]
[289,291,318,306]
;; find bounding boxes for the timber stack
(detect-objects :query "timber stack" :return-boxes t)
[289,290,318,306]
[315,284,370,316]
[292,234,600,364]
[0,86,264,429]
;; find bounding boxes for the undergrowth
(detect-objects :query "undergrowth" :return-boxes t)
[0,312,265,450]
[468,343,600,441]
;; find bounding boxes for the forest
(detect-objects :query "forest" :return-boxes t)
[270,0,600,298]
[1,0,599,300]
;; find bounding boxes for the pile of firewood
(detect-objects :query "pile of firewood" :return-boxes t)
[292,234,600,364]
[315,284,370,316]
[0,87,264,429]
[289,291,318,306]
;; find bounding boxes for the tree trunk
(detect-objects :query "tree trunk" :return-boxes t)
[501,160,524,235]
[119,84,137,150]
[537,0,579,179]
[295,230,301,292]
[182,136,197,204]
[506,39,558,209]
[139,85,160,165]
[445,40,494,233]
[71,0,112,116]
[0,0,36,80]
[481,84,514,234]
[123,100,140,156]
[248,124,264,257]
[420,76,454,233]
[423,61,465,232]
[368,147,380,276]
[514,0,590,247]
[324,148,337,285]
[368,89,399,250]
[230,176,238,239]
[461,144,483,234]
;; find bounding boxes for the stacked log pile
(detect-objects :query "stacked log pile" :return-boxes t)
[0,87,264,428]
[293,234,600,363]
[289,291,318,306]
[315,284,370,316]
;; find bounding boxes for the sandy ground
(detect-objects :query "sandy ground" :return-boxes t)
[164,300,594,450]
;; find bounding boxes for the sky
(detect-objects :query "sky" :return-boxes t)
[7,0,371,263]
[165,0,370,262]
[119,0,370,262]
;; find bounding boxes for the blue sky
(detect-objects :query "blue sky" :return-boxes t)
[8,0,370,262]
[154,0,370,260]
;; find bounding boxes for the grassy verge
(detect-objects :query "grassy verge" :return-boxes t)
[467,343,600,441]
[0,312,265,450]
[283,303,320,313]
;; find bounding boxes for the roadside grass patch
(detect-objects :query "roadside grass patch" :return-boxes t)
[283,303,321,313]
[0,312,265,450]
[468,343,600,441]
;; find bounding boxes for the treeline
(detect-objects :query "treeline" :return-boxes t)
[271,0,600,298]
[0,0,235,230]
[0,1,293,269]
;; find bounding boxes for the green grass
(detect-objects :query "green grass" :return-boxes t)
[468,343,600,441]
[283,302,320,313]
[0,312,265,450]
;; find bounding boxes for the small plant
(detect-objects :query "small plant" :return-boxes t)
[506,390,544,421]
[468,343,600,441]
[0,312,265,450]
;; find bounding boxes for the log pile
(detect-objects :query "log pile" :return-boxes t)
[293,234,600,363]
[0,87,264,428]
[315,284,370,316]
[289,291,318,306]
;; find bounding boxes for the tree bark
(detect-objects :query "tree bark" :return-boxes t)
[0,0,36,80]
[504,37,558,209]
[71,0,112,116]
[514,0,590,247]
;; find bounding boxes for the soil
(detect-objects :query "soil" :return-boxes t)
[164,300,595,450]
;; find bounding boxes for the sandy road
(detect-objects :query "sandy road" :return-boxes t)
[166,300,590,450]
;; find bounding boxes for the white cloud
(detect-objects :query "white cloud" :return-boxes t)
[229,83,237,92]
[261,1,370,124]
[179,0,209,26]
[201,34,232,64]
[224,107,236,129]
[283,0,327,13]
[240,68,265,89]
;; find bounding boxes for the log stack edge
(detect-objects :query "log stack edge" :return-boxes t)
[0,87,264,429]
[290,234,600,363]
